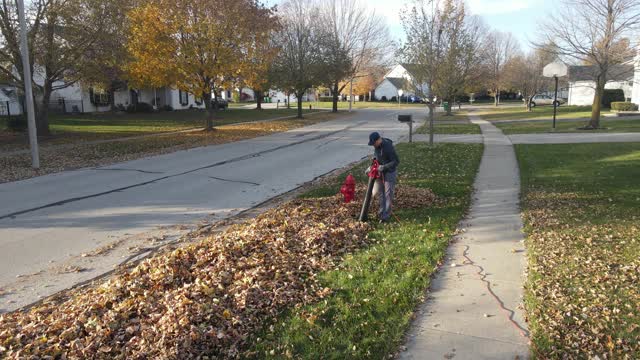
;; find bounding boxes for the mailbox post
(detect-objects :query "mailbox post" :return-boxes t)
[398,114,413,143]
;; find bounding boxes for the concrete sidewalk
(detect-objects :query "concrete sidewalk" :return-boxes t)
[401,117,529,359]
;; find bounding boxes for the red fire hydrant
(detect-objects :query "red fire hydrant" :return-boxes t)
[340,174,356,203]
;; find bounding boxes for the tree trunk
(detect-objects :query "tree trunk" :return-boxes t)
[332,83,339,113]
[590,76,605,129]
[296,91,304,118]
[37,81,52,136]
[203,91,215,131]
[255,90,262,110]
[494,88,499,107]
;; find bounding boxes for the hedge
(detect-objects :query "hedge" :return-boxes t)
[611,102,638,112]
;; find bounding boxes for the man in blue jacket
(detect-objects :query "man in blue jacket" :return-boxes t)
[368,132,400,222]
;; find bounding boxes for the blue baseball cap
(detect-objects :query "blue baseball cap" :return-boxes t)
[368,132,381,146]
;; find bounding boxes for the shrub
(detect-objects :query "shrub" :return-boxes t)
[126,102,154,113]
[161,104,174,111]
[390,96,397,102]
[135,102,154,112]
[602,89,625,108]
[380,96,387,102]
[319,96,334,102]
[611,102,638,112]
[7,116,27,131]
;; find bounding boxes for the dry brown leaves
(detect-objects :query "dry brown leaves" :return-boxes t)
[0,185,436,359]
[523,192,640,358]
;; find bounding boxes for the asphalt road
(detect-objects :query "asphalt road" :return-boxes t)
[0,108,423,312]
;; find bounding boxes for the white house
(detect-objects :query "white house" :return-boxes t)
[374,64,428,100]
[567,63,636,106]
[632,52,640,105]
[50,84,206,113]
[0,85,24,116]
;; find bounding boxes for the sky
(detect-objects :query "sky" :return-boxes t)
[269,0,558,53]
[370,0,555,52]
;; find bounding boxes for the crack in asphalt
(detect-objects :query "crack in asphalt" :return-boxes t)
[208,176,260,186]
[0,121,367,221]
[93,168,164,174]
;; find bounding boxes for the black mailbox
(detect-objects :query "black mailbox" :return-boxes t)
[397,114,412,122]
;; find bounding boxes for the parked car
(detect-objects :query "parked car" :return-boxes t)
[530,94,565,107]
[212,97,228,110]
[408,95,423,103]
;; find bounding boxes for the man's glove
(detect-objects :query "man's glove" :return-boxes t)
[377,164,386,175]
[364,166,371,175]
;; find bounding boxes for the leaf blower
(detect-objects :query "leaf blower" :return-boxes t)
[358,159,382,222]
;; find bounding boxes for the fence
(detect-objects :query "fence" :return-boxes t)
[48,99,85,114]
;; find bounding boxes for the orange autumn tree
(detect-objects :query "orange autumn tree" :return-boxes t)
[352,74,377,100]
[126,0,273,130]
[126,3,177,92]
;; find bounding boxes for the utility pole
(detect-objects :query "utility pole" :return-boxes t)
[17,0,39,169]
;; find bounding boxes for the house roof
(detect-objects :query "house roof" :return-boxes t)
[400,63,421,78]
[568,64,634,82]
[386,77,409,90]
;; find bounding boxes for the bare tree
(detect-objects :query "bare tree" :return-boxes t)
[317,0,392,112]
[504,48,556,110]
[271,0,323,118]
[484,31,520,106]
[401,0,484,142]
[538,0,640,128]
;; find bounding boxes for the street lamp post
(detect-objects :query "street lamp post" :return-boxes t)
[398,89,403,107]
[543,62,568,130]
[349,79,353,112]
[17,0,39,169]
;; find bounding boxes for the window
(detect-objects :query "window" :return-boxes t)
[178,90,189,106]
[89,88,110,106]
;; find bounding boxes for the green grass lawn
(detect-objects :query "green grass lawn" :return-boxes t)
[412,111,481,134]
[476,105,600,122]
[416,122,481,134]
[247,142,484,358]
[47,108,318,135]
[517,143,640,358]
[0,108,320,149]
[495,118,640,134]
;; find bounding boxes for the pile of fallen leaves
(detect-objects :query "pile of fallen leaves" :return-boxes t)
[0,185,437,359]
[523,192,640,358]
